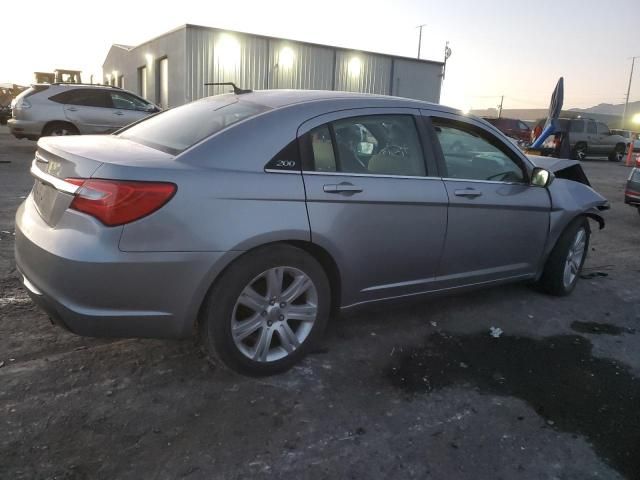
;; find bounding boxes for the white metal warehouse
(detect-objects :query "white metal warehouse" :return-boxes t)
[102,24,444,109]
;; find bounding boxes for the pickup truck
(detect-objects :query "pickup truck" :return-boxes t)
[541,118,627,161]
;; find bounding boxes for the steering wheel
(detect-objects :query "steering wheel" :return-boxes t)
[379,144,406,157]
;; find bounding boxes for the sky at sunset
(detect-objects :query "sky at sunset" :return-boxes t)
[2,0,639,110]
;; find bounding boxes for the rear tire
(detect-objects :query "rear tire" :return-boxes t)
[199,244,330,376]
[537,217,590,296]
[42,122,79,137]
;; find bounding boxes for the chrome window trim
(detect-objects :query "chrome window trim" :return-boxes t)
[442,177,529,186]
[301,170,441,180]
[264,169,302,174]
[30,159,79,195]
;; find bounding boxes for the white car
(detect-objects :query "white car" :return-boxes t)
[9,83,160,140]
[611,129,640,152]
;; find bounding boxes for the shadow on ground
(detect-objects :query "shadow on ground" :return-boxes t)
[388,332,640,479]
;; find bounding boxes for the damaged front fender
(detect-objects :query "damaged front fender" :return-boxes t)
[527,155,608,268]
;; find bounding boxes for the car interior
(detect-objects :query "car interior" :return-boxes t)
[433,124,525,182]
[309,115,426,177]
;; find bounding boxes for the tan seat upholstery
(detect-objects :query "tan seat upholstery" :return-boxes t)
[312,142,336,171]
[367,152,424,176]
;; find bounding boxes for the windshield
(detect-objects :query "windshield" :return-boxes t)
[118,96,270,154]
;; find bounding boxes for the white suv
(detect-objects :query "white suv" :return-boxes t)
[9,83,160,140]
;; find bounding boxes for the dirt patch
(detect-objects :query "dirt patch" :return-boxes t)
[388,332,640,479]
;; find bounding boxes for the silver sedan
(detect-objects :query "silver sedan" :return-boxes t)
[15,90,608,376]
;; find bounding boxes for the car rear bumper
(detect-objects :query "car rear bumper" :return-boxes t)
[14,196,238,339]
[8,118,44,138]
[625,194,640,206]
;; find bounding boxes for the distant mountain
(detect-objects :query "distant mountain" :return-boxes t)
[569,101,640,116]
[472,101,640,129]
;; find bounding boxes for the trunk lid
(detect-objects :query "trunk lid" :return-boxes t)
[30,135,175,226]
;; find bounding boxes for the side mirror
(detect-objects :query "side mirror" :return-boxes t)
[531,167,554,187]
[145,104,159,113]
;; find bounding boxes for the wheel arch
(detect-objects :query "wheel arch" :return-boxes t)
[536,213,594,280]
[41,120,78,136]
[193,240,342,334]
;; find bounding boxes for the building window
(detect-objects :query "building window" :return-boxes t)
[118,75,124,88]
[138,66,147,100]
[157,57,168,109]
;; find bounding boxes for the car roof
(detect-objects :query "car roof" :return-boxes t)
[230,89,457,113]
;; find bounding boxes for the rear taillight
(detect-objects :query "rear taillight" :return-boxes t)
[64,178,176,226]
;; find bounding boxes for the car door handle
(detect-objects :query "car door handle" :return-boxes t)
[454,188,483,198]
[66,107,77,112]
[113,111,124,116]
[323,183,363,194]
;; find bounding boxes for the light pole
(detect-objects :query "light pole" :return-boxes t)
[498,95,504,118]
[623,56,639,129]
[417,24,427,59]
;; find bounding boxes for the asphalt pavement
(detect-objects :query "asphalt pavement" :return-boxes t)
[1,126,639,479]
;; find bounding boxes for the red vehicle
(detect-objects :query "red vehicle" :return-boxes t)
[483,117,531,144]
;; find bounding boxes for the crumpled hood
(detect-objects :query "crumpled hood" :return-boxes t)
[526,155,580,173]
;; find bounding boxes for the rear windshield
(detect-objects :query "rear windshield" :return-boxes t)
[118,96,270,154]
[632,169,640,182]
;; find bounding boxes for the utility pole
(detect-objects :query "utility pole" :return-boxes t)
[623,56,638,129]
[417,24,427,59]
[498,95,504,118]
[441,41,452,85]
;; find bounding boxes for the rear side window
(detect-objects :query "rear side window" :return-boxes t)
[587,121,597,134]
[118,97,270,154]
[50,89,112,108]
[302,115,426,177]
[570,120,584,133]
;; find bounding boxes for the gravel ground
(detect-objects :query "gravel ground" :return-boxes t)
[1,126,639,480]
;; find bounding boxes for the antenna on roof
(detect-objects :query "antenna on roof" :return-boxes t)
[204,82,252,95]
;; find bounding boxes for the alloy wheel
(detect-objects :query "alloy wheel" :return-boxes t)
[231,266,318,362]
[563,228,586,288]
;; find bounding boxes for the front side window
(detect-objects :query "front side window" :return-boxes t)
[119,97,270,154]
[111,91,150,111]
[597,123,610,135]
[518,121,529,130]
[587,121,597,134]
[433,121,525,183]
[305,115,426,177]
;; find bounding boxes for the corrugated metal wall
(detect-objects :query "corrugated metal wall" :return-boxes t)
[334,51,391,94]
[186,28,269,100]
[182,25,441,103]
[267,41,334,90]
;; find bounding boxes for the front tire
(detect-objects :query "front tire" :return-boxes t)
[200,245,330,376]
[537,218,590,296]
[608,144,625,162]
